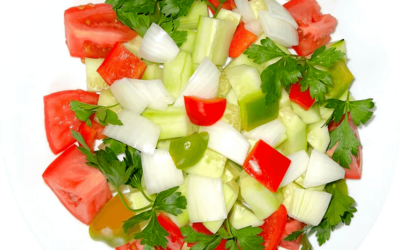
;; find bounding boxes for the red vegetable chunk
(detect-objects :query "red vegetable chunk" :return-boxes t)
[207,0,237,13]
[289,83,315,110]
[283,0,322,25]
[44,90,99,154]
[279,218,306,250]
[260,204,288,250]
[229,22,258,58]
[243,140,291,193]
[97,42,147,86]
[78,120,105,152]
[42,145,112,225]
[184,96,227,126]
[64,4,137,59]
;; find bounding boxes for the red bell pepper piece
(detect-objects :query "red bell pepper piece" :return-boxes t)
[97,42,147,86]
[289,83,315,110]
[243,140,291,193]
[229,22,258,58]
[184,96,227,126]
[78,119,106,151]
[279,218,306,250]
[207,0,237,14]
[260,204,288,250]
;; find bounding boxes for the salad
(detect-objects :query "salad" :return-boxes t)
[41,0,376,249]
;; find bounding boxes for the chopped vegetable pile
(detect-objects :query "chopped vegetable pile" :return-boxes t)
[42,0,375,249]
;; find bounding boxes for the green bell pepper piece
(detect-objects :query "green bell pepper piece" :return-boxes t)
[239,90,279,131]
[169,132,209,170]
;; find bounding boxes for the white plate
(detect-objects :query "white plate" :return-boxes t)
[1,0,399,249]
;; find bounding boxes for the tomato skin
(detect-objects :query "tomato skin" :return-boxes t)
[42,145,112,225]
[78,120,105,151]
[64,4,136,59]
[327,114,363,179]
[97,42,147,86]
[243,140,291,193]
[283,0,322,26]
[289,83,315,110]
[229,22,258,58]
[184,96,227,126]
[260,205,287,250]
[279,218,305,250]
[44,90,99,154]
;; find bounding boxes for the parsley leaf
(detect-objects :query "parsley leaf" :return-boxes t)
[123,210,153,233]
[244,38,287,63]
[348,99,375,126]
[153,186,187,215]
[70,101,122,127]
[309,46,345,68]
[300,63,333,103]
[180,226,223,250]
[301,234,312,250]
[102,138,127,155]
[162,0,195,17]
[135,211,169,248]
[230,226,264,250]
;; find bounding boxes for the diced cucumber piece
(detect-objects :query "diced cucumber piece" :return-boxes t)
[307,120,330,152]
[225,65,261,101]
[142,64,163,80]
[239,91,279,131]
[184,149,227,178]
[162,51,193,98]
[278,107,307,156]
[142,107,198,140]
[216,9,241,27]
[164,176,190,227]
[229,202,264,229]
[85,58,108,92]
[218,67,232,98]
[123,36,142,56]
[281,182,303,212]
[204,181,239,233]
[98,89,122,113]
[291,102,321,124]
[325,60,354,99]
[327,39,347,63]
[221,160,243,183]
[280,88,291,109]
[179,29,197,54]
[221,103,241,131]
[193,17,236,66]
[226,89,238,105]
[240,172,280,220]
[250,0,268,18]
[156,140,171,150]
[226,53,265,74]
[178,1,209,30]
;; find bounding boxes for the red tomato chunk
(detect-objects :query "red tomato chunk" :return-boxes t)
[42,145,112,225]
[97,42,147,86]
[279,218,306,250]
[260,205,287,250]
[44,90,99,155]
[64,3,137,59]
[243,140,291,193]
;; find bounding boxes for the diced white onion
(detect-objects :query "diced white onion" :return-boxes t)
[235,0,256,23]
[102,109,161,155]
[174,57,221,107]
[280,150,309,188]
[129,79,175,111]
[242,119,287,147]
[244,20,263,36]
[265,0,298,29]
[289,189,332,226]
[187,175,227,222]
[303,150,345,188]
[200,121,250,166]
[110,78,149,114]
[258,10,299,47]
[142,149,184,194]
[138,23,180,63]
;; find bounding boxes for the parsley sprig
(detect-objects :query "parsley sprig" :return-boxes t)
[284,180,357,248]
[106,0,196,47]
[181,220,264,250]
[70,101,122,127]
[324,93,375,168]
[71,131,187,249]
[244,38,345,106]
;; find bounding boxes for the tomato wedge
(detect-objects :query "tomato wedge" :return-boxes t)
[64,3,137,59]
[184,96,227,126]
[289,83,315,110]
[283,0,323,26]
[44,90,99,154]
[243,140,291,193]
[42,145,112,225]
[97,42,147,86]
[260,204,288,250]
[229,22,258,58]
[279,218,306,250]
